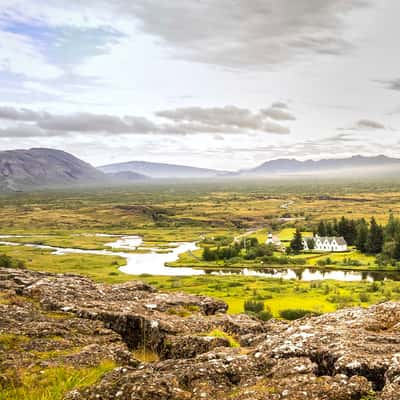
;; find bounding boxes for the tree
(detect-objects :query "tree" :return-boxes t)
[290,229,303,254]
[385,213,400,241]
[202,247,217,261]
[382,240,396,261]
[337,217,357,244]
[355,219,368,253]
[393,237,400,261]
[337,216,349,239]
[366,217,384,254]
[347,220,358,245]
[317,221,327,236]
[306,238,315,250]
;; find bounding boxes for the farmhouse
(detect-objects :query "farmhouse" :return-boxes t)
[302,235,348,252]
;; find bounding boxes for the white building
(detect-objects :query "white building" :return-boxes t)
[302,235,348,252]
[266,233,285,251]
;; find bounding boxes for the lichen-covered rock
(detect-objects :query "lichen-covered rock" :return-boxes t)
[159,335,231,360]
[2,267,400,399]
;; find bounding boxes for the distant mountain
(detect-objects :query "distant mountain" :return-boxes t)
[105,171,148,181]
[99,160,226,179]
[244,155,400,176]
[2,149,400,192]
[0,148,108,191]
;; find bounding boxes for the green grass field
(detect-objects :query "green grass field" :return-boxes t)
[1,180,400,317]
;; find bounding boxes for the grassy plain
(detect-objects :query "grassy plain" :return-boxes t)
[137,274,400,315]
[1,179,400,314]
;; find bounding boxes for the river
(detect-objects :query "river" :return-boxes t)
[0,235,399,281]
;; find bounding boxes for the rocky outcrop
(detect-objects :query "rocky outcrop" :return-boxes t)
[2,267,400,399]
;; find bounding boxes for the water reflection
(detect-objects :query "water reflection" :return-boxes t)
[1,235,400,282]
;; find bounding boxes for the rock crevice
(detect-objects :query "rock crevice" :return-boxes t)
[2,267,400,399]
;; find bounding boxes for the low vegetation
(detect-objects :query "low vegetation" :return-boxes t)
[0,360,116,400]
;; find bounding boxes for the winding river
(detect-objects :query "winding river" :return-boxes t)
[1,235,399,281]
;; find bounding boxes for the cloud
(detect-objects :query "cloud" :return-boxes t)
[355,119,385,130]
[156,105,291,134]
[0,125,50,138]
[261,106,296,121]
[124,0,369,68]
[271,102,288,109]
[0,104,292,136]
[377,78,400,91]
[37,113,157,133]
[338,119,387,131]
[0,106,48,121]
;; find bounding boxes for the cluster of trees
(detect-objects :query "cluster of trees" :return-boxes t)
[316,217,358,245]
[315,214,400,262]
[316,216,385,255]
[202,245,240,261]
[202,237,274,262]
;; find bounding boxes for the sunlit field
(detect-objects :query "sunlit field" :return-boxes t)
[1,179,400,317]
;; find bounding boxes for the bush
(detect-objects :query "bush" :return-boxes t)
[258,308,273,321]
[261,255,306,265]
[359,292,370,302]
[316,257,337,266]
[279,309,320,321]
[244,300,264,314]
[0,254,25,269]
[327,294,354,304]
[368,282,380,292]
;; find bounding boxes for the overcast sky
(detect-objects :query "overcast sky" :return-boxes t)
[0,0,400,170]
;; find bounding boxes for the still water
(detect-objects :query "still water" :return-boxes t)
[1,235,399,281]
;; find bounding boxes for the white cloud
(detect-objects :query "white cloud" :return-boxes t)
[261,106,296,121]
[119,0,369,68]
[0,104,293,136]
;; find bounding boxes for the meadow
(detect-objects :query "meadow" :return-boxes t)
[1,178,400,315]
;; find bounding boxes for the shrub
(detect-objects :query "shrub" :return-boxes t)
[327,294,353,304]
[258,308,273,321]
[368,282,380,292]
[279,309,320,321]
[244,300,264,314]
[0,254,25,269]
[226,281,243,288]
[359,292,370,302]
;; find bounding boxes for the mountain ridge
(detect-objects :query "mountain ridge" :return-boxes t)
[243,154,400,175]
[1,148,400,191]
[99,160,226,179]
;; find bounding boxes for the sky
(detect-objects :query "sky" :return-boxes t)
[0,0,400,170]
